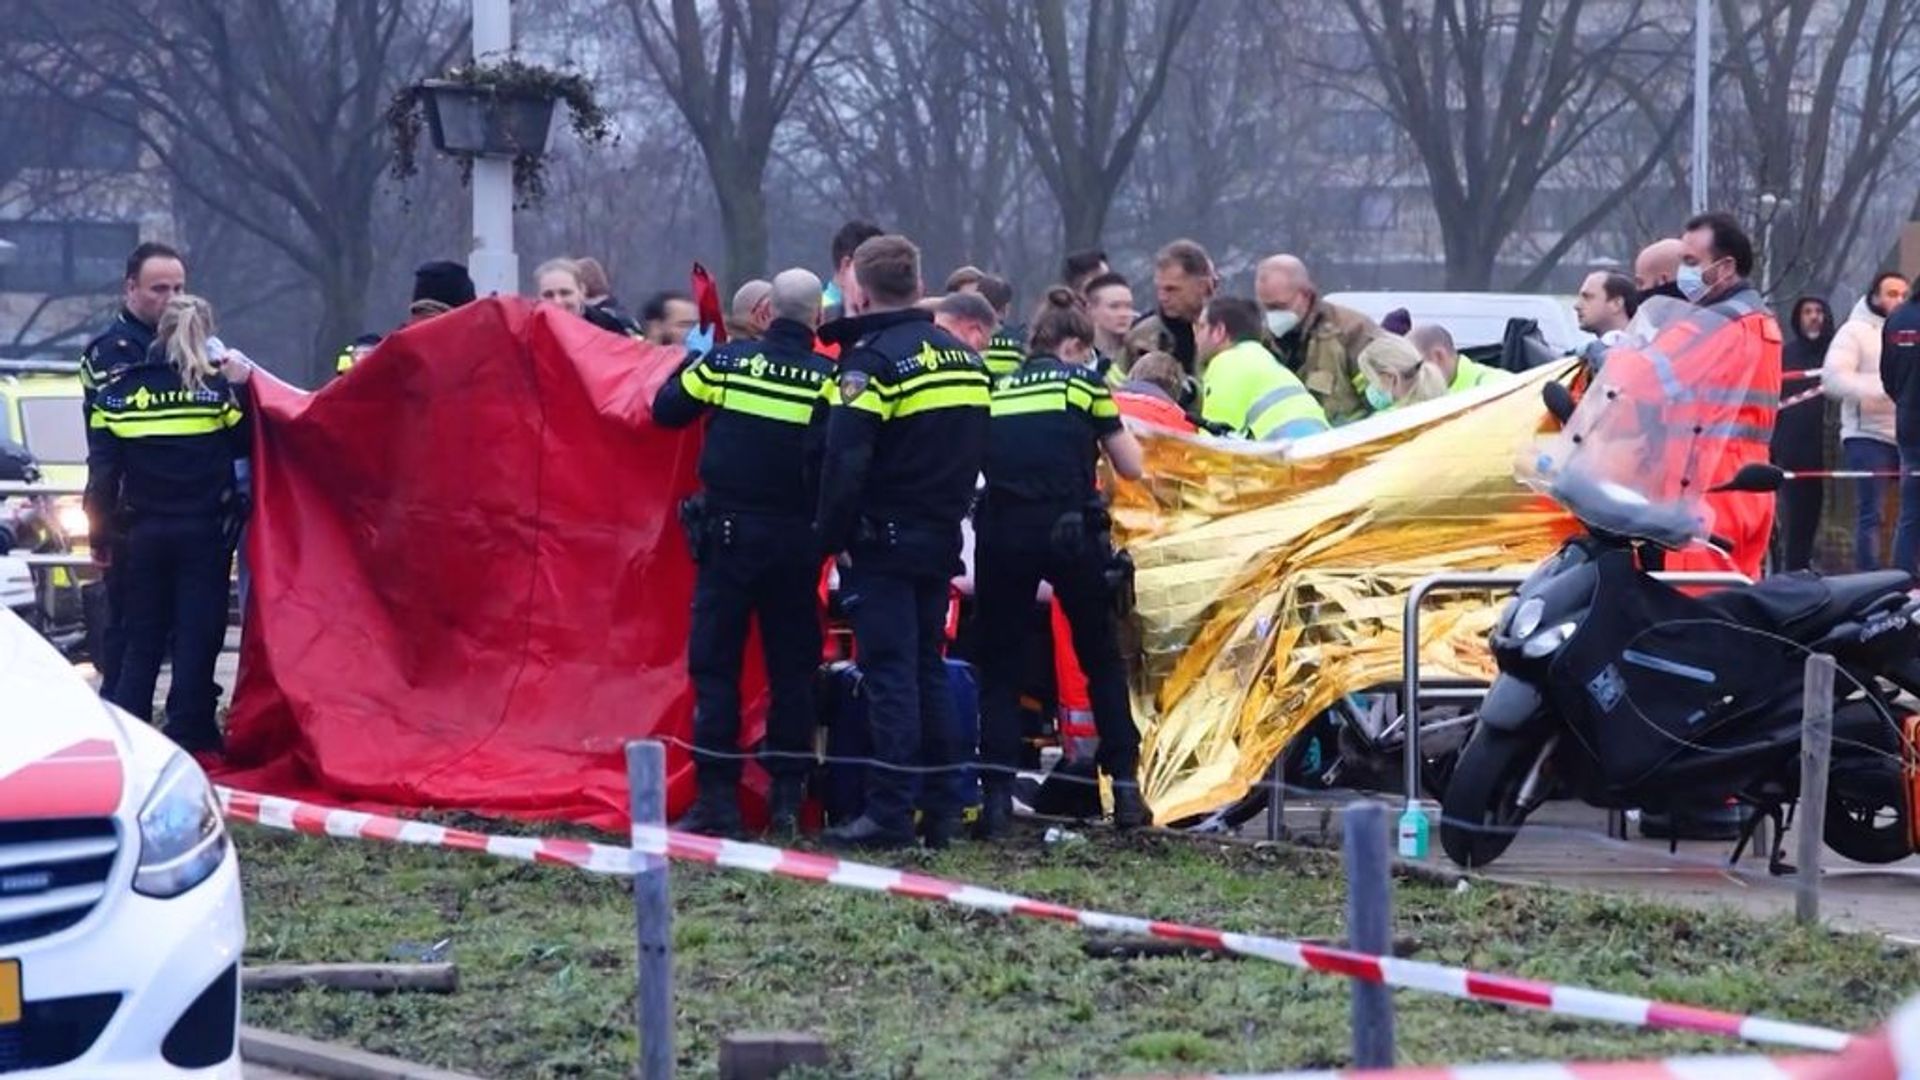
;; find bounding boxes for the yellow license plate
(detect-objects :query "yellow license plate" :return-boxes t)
[0,959,18,1025]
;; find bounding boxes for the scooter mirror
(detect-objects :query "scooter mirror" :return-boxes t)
[1542,381,1576,424]
[1710,462,1785,494]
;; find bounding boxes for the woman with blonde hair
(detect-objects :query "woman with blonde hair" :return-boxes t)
[535,258,587,317]
[1357,334,1449,412]
[85,292,252,752]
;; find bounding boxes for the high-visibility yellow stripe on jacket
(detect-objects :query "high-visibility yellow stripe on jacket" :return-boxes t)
[1200,339,1330,441]
[983,332,1025,381]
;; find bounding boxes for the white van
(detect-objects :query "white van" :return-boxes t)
[1326,291,1593,357]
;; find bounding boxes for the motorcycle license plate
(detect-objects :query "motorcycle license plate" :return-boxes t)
[0,959,18,1024]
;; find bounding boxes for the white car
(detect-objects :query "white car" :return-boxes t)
[0,609,243,1077]
[1326,290,1593,357]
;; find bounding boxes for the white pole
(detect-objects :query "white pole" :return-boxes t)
[469,0,518,297]
[1691,0,1711,213]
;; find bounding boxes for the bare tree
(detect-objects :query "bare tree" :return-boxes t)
[949,0,1201,255]
[788,4,1031,284]
[1334,0,1687,290]
[1715,0,1920,299]
[19,0,461,386]
[625,0,863,290]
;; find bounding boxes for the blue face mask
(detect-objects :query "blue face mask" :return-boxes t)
[1675,263,1709,301]
[1364,383,1394,412]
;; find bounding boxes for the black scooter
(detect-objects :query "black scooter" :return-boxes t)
[1441,385,1920,870]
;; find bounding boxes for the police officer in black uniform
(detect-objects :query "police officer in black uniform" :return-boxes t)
[975,288,1149,835]
[814,234,992,850]
[653,269,835,838]
[82,242,187,698]
[86,293,251,752]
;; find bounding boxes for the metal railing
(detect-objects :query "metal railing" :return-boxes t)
[1399,568,1751,806]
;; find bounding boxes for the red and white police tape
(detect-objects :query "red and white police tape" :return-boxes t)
[217,787,1857,1055]
[1167,994,1920,1078]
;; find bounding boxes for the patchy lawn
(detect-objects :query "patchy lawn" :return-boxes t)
[235,823,1919,1078]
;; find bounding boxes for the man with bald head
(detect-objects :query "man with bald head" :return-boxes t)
[728,279,775,340]
[652,266,834,839]
[1254,254,1382,424]
[1633,238,1687,302]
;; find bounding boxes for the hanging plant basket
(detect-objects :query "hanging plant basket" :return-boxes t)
[420,80,557,158]
[386,58,615,205]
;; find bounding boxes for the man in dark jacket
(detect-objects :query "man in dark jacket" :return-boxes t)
[813,234,991,850]
[81,241,185,700]
[1878,280,1920,572]
[1773,296,1834,571]
[652,269,832,838]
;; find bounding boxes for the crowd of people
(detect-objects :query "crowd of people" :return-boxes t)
[70,203,1920,847]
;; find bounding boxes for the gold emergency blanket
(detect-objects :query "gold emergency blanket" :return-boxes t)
[1114,361,1578,822]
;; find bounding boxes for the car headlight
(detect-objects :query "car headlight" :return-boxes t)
[1509,596,1546,638]
[134,753,229,898]
[1520,621,1578,659]
[55,501,89,541]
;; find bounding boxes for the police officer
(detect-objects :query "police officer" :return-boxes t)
[815,234,992,850]
[975,288,1149,834]
[82,242,187,699]
[86,294,252,752]
[652,269,834,838]
[977,273,1026,381]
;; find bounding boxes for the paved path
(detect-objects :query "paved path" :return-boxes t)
[1258,795,1919,940]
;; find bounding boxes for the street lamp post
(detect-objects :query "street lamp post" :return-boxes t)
[469,0,516,298]
[1691,0,1711,213]
[1759,192,1779,298]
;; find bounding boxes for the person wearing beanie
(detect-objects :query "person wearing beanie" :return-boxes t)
[334,260,477,378]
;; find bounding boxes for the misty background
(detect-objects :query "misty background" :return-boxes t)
[4,0,1918,387]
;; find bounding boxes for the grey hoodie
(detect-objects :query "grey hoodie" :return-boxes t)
[1822,297,1896,444]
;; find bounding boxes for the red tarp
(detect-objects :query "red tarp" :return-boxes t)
[214,299,764,831]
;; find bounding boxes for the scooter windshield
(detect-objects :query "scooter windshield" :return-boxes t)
[1522,298,1749,548]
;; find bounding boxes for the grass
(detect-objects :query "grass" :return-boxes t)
[235,823,1920,1079]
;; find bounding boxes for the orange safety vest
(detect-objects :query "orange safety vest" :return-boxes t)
[1112,388,1197,434]
[1598,290,1781,579]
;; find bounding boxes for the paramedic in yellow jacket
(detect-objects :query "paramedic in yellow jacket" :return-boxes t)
[1196,297,1330,441]
[1409,324,1512,394]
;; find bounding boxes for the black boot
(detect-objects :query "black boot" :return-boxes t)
[976,780,1014,841]
[766,776,804,838]
[675,792,743,839]
[1111,777,1150,830]
[822,814,916,851]
[922,812,963,851]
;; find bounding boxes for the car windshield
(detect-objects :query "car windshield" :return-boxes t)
[1520,297,1752,547]
[18,396,86,466]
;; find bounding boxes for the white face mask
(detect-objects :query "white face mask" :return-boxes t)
[1264,309,1300,338]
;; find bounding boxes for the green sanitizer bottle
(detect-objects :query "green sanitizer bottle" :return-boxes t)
[1396,804,1430,859]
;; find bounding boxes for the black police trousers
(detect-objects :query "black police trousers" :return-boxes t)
[975,504,1138,781]
[107,515,230,750]
[687,513,822,793]
[840,526,965,832]
[93,561,129,702]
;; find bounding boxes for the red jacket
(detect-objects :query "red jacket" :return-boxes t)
[1596,288,1781,579]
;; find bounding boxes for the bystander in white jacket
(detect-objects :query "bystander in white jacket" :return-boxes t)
[1822,297,1896,445]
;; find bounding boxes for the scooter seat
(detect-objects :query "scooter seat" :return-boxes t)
[1699,570,1913,637]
